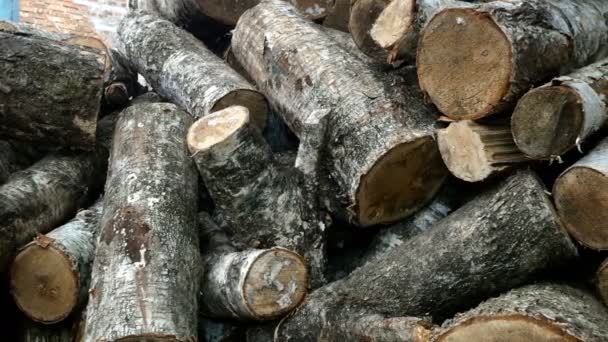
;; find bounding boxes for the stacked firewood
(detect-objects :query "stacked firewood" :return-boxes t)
[2,0,608,341]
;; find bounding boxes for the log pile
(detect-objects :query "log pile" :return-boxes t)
[3,0,608,341]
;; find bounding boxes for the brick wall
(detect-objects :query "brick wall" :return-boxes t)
[19,0,127,45]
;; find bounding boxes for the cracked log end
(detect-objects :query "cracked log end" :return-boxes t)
[598,260,608,306]
[187,106,250,153]
[10,243,78,324]
[210,89,269,130]
[554,167,608,250]
[244,248,308,320]
[512,87,584,160]
[417,8,512,120]
[356,136,446,226]
[436,315,579,341]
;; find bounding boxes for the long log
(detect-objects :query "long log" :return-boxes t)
[553,137,608,250]
[188,106,328,287]
[437,120,528,182]
[276,170,578,340]
[432,283,608,341]
[10,200,103,324]
[512,59,608,160]
[83,102,200,341]
[232,0,447,226]
[0,30,105,150]
[118,12,269,129]
[417,0,608,120]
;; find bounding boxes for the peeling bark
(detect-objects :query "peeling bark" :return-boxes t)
[84,102,200,341]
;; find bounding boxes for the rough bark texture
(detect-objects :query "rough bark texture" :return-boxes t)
[84,102,200,341]
[0,30,105,150]
[198,212,308,321]
[322,0,351,32]
[512,58,608,160]
[188,106,327,288]
[232,0,447,226]
[433,283,608,341]
[318,314,434,342]
[553,137,608,250]
[0,140,41,185]
[276,170,578,341]
[418,0,608,120]
[597,258,608,306]
[438,120,528,182]
[0,150,107,274]
[102,49,140,112]
[10,200,103,323]
[118,12,269,129]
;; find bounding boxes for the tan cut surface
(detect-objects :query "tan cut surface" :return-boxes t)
[212,89,269,130]
[418,8,512,119]
[371,0,415,49]
[187,105,250,152]
[243,249,308,319]
[357,137,447,226]
[10,244,78,323]
[437,122,493,182]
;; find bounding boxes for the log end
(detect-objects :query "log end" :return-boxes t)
[370,0,415,51]
[435,315,579,341]
[512,87,583,160]
[10,243,78,324]
[243,248,308,320]
[417,8,512,119]
[554,167,608,250]
[211,89,269,130]
[187,106,250,153]
[438,122,493,183]
[356,136,447,226]
[349,0,390,59]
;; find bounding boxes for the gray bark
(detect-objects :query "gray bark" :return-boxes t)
[0,141,41,185]
[232,0,447,226]
[0,30,105,150]
[84,102,200,341]
[433,283,608,341]
[276,169,578,341]
[118,11,269,129]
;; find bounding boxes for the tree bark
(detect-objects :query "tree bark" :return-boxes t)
[188,106,328,288]
[553,137,608,250]
[318,314,434,342]
[322,0,351,32]
[276,170,578,341]
[83,102,200,341]
[232,0,447,227]
[0,140,41,185]
[597,258,608,306]
[432,283,608,341]
[10,200,103,324]
[118,11,269,129]
[418,0,608,120]
[102,49,140,112]
[198,212,308,321]
[512,59,608,160]
[0,150,107,274]
[437,120,528,182]
[0,30,105,150]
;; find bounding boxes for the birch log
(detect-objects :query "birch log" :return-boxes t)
[10,200,103,324]
[418,0,608,120]
[118,12,269,129]
[232,0,447,226]
[512,59,608,160]
[188,106,327,287]
[597,258,608,306]
[553,137,608,250]
[198,212,308,320]
[432,283,608,341]
[437,120,528,182]
[0,30,105,150]
[84,102,200,341]
[0,151,106,273]
[276,170,578,341]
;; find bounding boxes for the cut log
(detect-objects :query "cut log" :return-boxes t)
[102,49,140,112]
[0,30,105,150]
[437,120,528,182]
[597,258,608,306]
[198,212,308,320]
[322,0,351,32]
[553,137,608,250]
[83,102,200,341]
[232,0,447,226]
[349,0,392,62]
[418,0,608,120]
[188,106,327,287]
[512,59,608,160]
[0,141,41,185]
[318,314,434,342]
[118,11,269,129]
[432,283,608,341]
[276,170,578,340]
[10,200,103,324]
[0,151,107,274]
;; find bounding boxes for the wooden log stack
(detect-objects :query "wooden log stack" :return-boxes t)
[4,0,608,340]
